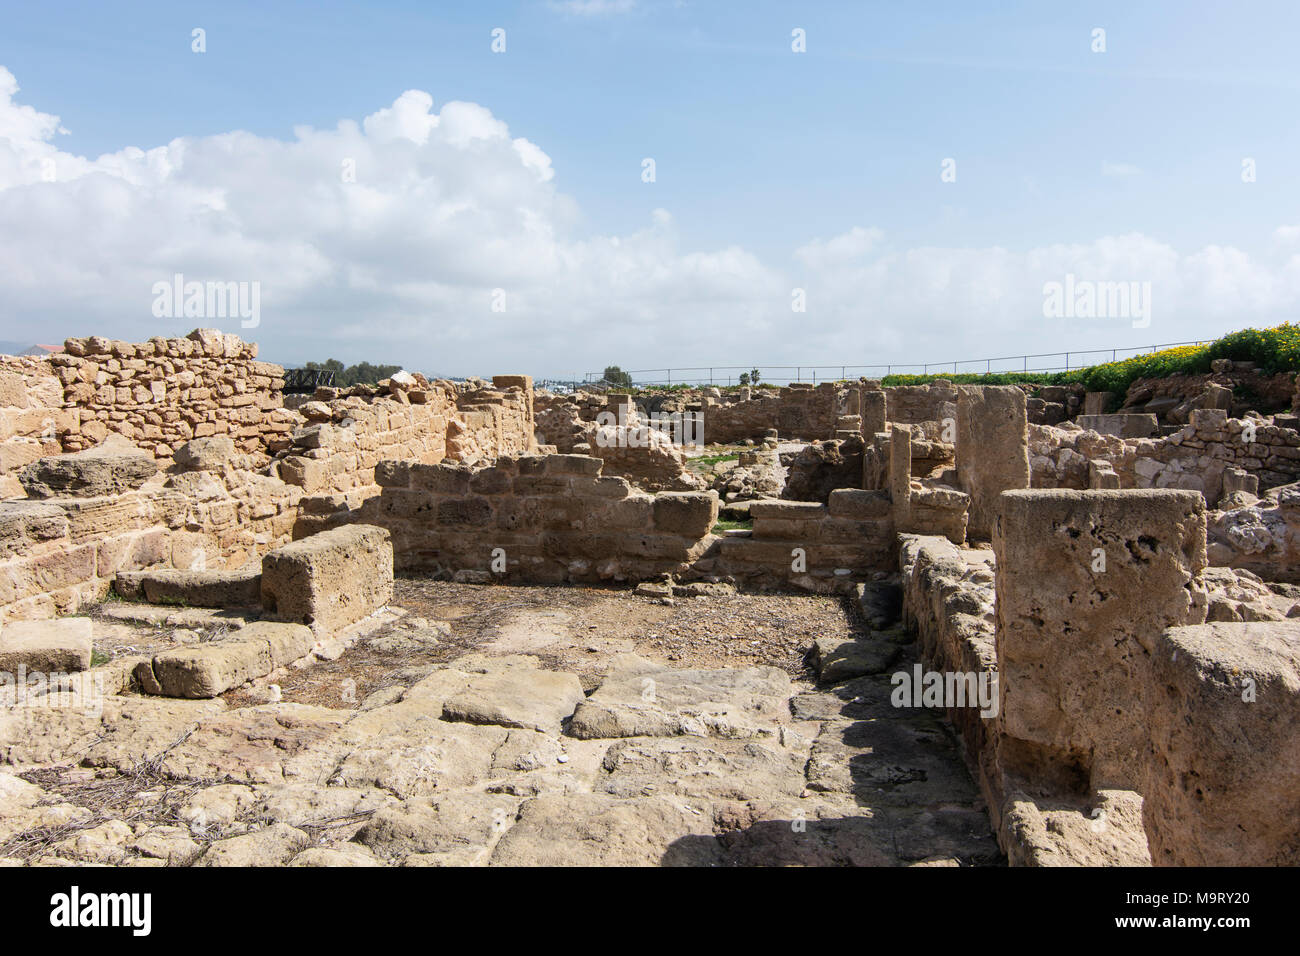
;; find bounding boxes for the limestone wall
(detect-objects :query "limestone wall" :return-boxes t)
[885,380,959,426]
[900,489,1300,865]
[993,489,1208,792]
[0,356,68,497]
[0,461,300,624]
[294,454,719,585]
[54,330,292,464]
[1030,408,1300,504]
[703,383,841,444]
[271,378,536,499]
[709,491,896,592]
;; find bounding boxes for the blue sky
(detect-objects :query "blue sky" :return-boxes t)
[1,1,1298,379]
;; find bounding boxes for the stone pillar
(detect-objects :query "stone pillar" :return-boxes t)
[1083,391,1113,416]
[889,424,912,524]
[1088,458,1120,489]
[956,386,1029,540]
[1222,466,1258,498]
[604,393,634,427]
[1145,621,1300,866]
[993,489,1208,790]
[861,390,886,438]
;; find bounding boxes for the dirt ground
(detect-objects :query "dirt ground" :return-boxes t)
[219,578,864,710]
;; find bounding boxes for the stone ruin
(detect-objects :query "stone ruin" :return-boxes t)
[0,329,1296,867]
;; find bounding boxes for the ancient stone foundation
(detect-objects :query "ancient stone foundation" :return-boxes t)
[904,486,1300,866]
[3,330,1300,867]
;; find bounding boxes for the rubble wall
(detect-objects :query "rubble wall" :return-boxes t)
[1029,409,1300,504]
[702,383,840,443]
[272,382,536,499]
[54,330,292,464]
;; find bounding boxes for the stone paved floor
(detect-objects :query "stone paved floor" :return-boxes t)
[0,581,1001,866]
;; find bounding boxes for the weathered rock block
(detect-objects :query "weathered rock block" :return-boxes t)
[115,567,262,607]
[141,639,271,699]
[1077,413,1158,438]
[261,525,393,634]
[137,622,312,698]
[19,434,157,498]
[994,489,1208,790]
[0,618,93,673]
[957,386,1029,539]
[651,491,718,536]
[173,435,235,471]
[1144,621,1300,865]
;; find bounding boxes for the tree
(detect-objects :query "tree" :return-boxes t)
[303,358,402,387]
[749,368,762,385]
[602,365,634,388]
[738,372,751,385]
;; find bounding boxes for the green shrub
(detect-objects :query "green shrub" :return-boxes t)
[881,324,1300,396]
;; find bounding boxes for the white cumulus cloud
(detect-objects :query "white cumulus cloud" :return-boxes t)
[1,65,1298,380]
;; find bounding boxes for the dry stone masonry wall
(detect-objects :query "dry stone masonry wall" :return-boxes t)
[3,329,1300,867]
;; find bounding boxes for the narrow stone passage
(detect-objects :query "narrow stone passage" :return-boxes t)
[0,579,1000,866]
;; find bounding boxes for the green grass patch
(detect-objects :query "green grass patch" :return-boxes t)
[692,453,740,467]
[711,519,753,533]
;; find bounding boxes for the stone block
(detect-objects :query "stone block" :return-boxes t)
[19,434,157,498]
[827,488,891,519]
[956,386,1029,540]
[173,436,235,471]
[543,454,603,476]
[747,500,826,520]
[261,525,394,635]
[114,567,262,608]
[651,491,719,536]
[1144,621,1300,866]
[1077,413,1158,438]
[141,638,272,699]
[993,489,1208,790]
[0,617,93,673]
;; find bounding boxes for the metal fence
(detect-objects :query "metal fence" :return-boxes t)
[583,340,1213,388]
